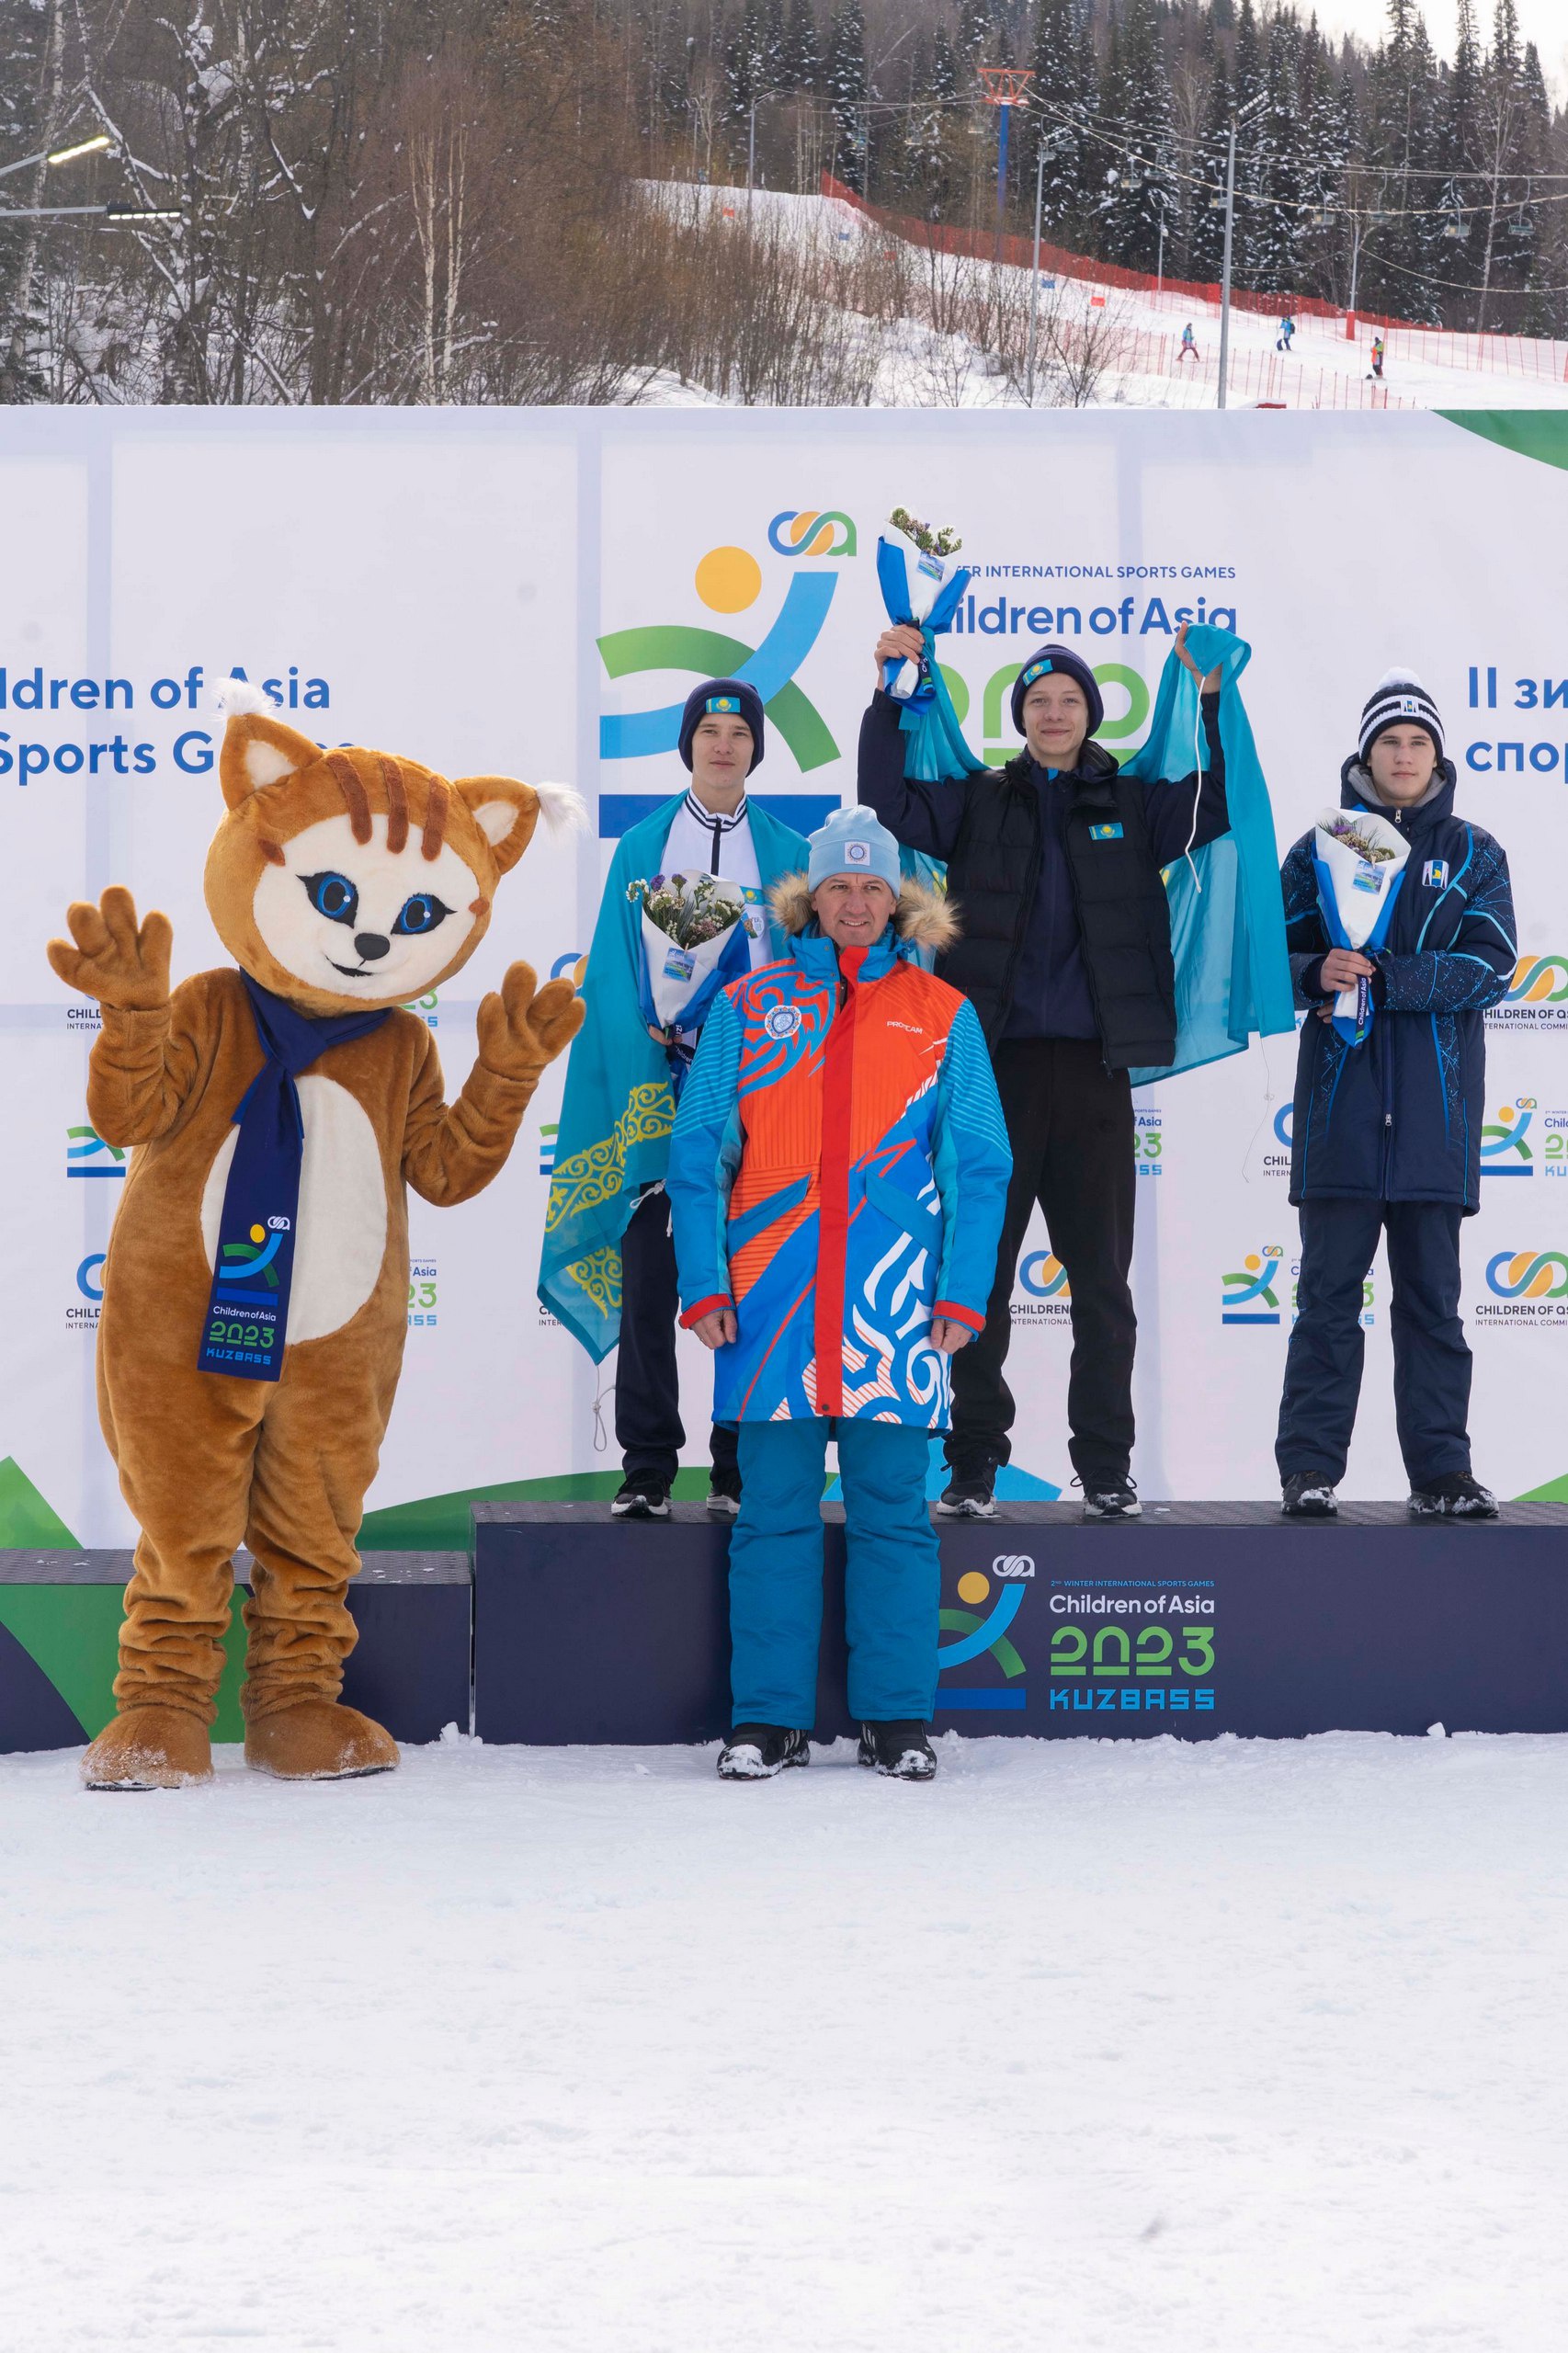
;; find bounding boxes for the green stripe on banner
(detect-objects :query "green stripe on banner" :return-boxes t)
[0,1584,249,1742]
[359,1469,719,1551]
[0,1457,80,1547]
[1439,413,1568,472]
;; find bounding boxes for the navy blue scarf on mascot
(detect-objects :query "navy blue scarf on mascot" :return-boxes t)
[199,975,390,1381]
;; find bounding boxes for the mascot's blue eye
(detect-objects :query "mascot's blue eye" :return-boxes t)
[301,871,358,926]
[392,892,452,937]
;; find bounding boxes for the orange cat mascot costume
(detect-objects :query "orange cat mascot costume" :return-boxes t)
[48,691,584,1790]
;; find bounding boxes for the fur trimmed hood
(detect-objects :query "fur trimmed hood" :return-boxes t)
[767,871,960,955]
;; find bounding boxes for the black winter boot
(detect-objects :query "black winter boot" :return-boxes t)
[1408,1473,1498,1520]
[857,1721,937,1780]
[717,1725,810,1779]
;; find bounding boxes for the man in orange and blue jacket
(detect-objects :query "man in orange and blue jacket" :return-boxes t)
[668,806,1011,1782]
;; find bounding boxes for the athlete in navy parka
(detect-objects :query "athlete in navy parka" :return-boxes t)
[1275,672,1516,1518]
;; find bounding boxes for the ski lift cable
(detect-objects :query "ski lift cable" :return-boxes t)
[1013,88,1568,224]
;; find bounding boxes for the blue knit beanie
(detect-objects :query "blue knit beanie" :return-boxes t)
[1011,643,1104,737]
[807,805,902,897]
[677,677,766,772]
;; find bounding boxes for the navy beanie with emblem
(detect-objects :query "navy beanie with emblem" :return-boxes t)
[1358,669,1444,765]
[1011,643,1105,739]
[677,677,766,773]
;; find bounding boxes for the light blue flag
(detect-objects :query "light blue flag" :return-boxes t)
[539,794,810,1362]
[1123,624,1296,1086]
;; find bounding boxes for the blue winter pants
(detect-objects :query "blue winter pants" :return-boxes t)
[729,1419,939,1730]
[1276,1198,1472,1488]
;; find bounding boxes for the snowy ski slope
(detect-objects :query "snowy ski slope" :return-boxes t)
[659,184,1568,413]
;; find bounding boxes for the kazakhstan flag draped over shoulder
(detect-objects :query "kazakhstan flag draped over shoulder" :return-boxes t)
[1123,623,1295,1085]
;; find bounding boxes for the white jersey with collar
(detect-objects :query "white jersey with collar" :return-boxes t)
[661,791,771,972]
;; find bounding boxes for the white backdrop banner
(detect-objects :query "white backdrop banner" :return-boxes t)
[3,406,1566,1543]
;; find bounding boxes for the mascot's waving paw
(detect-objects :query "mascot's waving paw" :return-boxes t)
[60,688,586,1792]
[476,961,585,1083]
[48,885,172,1010]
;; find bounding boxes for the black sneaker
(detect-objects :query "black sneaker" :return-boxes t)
[706,1472,742,1518]
[1408,1473,1498,1521]
[1082,1479,1142,1521]
[611,1473,671,1520]
[937,1474,996,1518]
[857,1721,937,1780]
[717,1724,810,1779]
[1281,1472,1339,1518]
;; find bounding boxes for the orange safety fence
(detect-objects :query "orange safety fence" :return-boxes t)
[817,173,1567,369]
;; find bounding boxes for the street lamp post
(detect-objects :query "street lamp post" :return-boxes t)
[1028,142,1046,405]
[1217,90,1267,412]
[0,131,111,184]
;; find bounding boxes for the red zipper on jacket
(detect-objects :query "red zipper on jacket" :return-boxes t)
[814,947,866,1415]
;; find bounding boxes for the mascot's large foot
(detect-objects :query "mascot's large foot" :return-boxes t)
[82,1706,213,1791]
[244,1699,400,1782]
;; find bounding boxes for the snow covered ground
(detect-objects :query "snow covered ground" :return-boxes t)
[6,1728,1568,2351]
[662,184,1568,414]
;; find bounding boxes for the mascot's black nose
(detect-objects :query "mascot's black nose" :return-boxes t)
[354,933,391,961]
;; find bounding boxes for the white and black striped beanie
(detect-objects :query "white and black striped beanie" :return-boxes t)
[1358,669,1444,764]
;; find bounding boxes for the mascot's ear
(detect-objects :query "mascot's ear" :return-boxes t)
[219,710,323,809]
[451,776,540,877]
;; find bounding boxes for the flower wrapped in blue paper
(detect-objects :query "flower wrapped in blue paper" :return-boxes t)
[1309,807,1410,1048]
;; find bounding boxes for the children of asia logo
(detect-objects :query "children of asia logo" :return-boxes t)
[1221,1245,1284,1324]
[598,515,854,773]
[408,1258,437,1330]
[936,1563,1028,1713]
[1479,1098,1568,1177]
[1015,1250,1072,1324]
[1259,1103,1293,1179]
[1046,1580,1215,1718]
[1476,1249,1568,1323]
[69,1252,106,1331]
[767,510,856,557]
[218,1222,287,1290]
[65,1122,124,1178]
[1134,1106,1164,1176]
[1481,1098,1536,1176]
[1486,955,1568,1030]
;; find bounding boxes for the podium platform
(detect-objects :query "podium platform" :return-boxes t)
[0,1549,471,1753]
[472,1499,1568,1745]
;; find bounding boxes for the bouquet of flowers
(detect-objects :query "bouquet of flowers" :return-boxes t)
[877,507,972,706]
[1310,805,1411,1046]
[874,506,984,803]
[627,870,754,1092]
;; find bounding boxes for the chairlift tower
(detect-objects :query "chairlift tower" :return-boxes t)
[978,67,1034,262]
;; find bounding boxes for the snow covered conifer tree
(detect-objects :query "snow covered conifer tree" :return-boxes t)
[1187,46,1233,282]
[1098,0,1177,275]
[826,0,867,191]
[1029,0,1098,248]
[1245,11,1304,297]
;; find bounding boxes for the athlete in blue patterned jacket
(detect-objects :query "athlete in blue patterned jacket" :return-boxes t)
[667,806,1011,1781]
[1276,671,1516,1521]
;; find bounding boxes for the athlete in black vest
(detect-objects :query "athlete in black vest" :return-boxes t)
[859,625,1225,1519]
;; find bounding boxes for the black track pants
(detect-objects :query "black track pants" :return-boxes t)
[617,1188,740,1486]
[949,1038,1137,1488]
